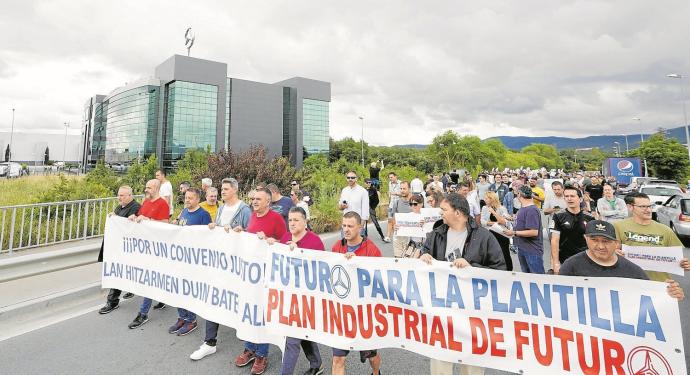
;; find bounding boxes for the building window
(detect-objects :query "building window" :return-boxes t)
[302,98,329,155]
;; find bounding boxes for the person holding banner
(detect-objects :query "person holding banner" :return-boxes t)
[127,179,170,329]
[265,206,326,375]
[234,187,287,374]
[614,192,690,282]
[560,220,684,300]
[480,191,513,271]
[331,211,383,375]
[420,193,505,375]
[98,185,140,315]
[168,188,211,336]
[190,178,252,361]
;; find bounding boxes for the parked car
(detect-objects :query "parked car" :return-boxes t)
[620,176,656,193]
[0,162,22,178]
[656,193,690,240]
[640,184,684,220]
[641,179,680,189]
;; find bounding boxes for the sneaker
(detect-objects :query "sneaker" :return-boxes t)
[128,313,149,329]
[383,237,391,243]
[234,349,256,367]
[177,320,198,336]
[98,303,119,315]
[153,302,166,310]
[303,366,324,375]
[190,342,217,360]
[122,292,134,300]
[168,318,185,334]
[250,356,268,375]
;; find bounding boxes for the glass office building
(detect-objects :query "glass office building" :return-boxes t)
[163,81,217,166]
[81,55,330,170]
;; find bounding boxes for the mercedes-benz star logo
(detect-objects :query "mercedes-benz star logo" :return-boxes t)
[627,346,673,375]
[330,265,351,299]
[184,27,195,56]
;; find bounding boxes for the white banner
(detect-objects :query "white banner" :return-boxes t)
[421,207,442,233]
[622,245,685,276]
[103,217,687,374]
[394,213,424,237]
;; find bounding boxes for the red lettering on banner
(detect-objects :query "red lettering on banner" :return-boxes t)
[321,299,328,332]
[278,290,287,325]
[470,317,488,355]
[374,304,388,337]
[428,315,447,349]
[487,319,506,357]
[357,305,374,339]
[389,306,403,336]
[343,304,357,338]
[404,309,421,342]
[302,295,315,330]
[575,333,600,374]
[532,323,554,366]
[288,294,301,327]
[601,339,625,375]
[553,327,574,371]
[447,317,463,352]
[420,313,428,344]
[266,289,279,322]
[328,300,343,335]
[514,321,530,360]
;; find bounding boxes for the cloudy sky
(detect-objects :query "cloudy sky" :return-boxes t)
[1,0,690,146]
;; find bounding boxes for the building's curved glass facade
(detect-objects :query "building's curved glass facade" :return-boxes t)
[104,85,159,164]
[163,81,217,166]
[302,98,329,155]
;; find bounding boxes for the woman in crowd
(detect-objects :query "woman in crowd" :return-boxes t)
[481,192,513,271]
[596,183,627,222]
[403,194,426,258]
[426,190,443,208]
[266,206,324,375]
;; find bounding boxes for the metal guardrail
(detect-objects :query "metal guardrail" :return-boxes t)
[0,196,142,254]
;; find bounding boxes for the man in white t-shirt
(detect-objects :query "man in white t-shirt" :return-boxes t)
[155,169,174,217]
[339,171,369,235]
[410,175,424,194]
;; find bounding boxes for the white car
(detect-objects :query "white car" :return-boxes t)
[640,184,684,220]
[0,162,22,178]
[656,193,690,240]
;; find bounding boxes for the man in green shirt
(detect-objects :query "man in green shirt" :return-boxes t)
[614,192,690,281]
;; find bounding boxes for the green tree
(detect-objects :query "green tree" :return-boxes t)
[520,144,564,169]
[85,160,120,194]
[427,131,483,171]
[120,155,159,194]
[329,137,369,164]
[630,134,690,180]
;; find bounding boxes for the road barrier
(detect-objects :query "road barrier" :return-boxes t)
[0,196,142,254]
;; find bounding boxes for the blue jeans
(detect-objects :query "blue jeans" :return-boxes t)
[518,251,545,274]
[178,308,196,322]
[205,320,219,344]
[280,337,321,375]
[139,298,152,315]
[245,341,269,358]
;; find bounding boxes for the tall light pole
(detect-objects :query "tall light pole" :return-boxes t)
[621,134,629,153]
[358,116,364,166]
[613,142,621,157]
[63,122,70,167]
[632,117,643,142]
[8,108,15,163]
[667,73,690,160]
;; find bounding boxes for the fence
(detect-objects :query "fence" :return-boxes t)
[0,196,143,254]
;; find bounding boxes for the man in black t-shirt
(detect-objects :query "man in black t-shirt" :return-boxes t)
[369,160,383,190]
[585,177,604,211]
[364,178,385,240]
[551,185,594,274]
[560,220,685,301]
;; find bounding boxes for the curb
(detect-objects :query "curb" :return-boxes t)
[0,242,100,283]
[0,281,105,322]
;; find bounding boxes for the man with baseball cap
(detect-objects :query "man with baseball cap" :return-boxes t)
[504,185,544,274]
[560,220,684,301]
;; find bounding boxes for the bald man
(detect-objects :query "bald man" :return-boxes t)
[128,179,170,329]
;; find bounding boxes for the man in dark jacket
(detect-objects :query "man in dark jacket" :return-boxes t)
[98,185,141,314]
[419,193,506,374]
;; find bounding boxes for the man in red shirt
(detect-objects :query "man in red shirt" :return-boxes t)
[330,211,382,375]
[127,179,170,329]
[233,187,286,374]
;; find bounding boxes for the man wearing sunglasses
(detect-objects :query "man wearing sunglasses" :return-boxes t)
[614,192,690,282]
[338,171,369,235]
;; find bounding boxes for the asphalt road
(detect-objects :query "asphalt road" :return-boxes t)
[1,221,688,375]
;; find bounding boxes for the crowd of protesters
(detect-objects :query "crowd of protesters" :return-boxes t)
[97,164,690,375]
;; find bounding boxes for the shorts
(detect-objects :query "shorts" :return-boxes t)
[332,348,377,360]
[387,207,394,219]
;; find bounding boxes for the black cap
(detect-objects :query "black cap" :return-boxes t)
[585,220,617,241]
[518,185,533,198]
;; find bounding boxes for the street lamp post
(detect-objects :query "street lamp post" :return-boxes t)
[358,116,364,166]
[8,108,15,163]
[621,134,629,153]
[63,122,70,168]
[667,73,690,160]
[632,117,642,142]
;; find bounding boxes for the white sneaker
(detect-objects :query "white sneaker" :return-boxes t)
[383,237,391,243]
[190,343,217,360]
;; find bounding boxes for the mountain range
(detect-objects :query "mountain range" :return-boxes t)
[395,125,689,151]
